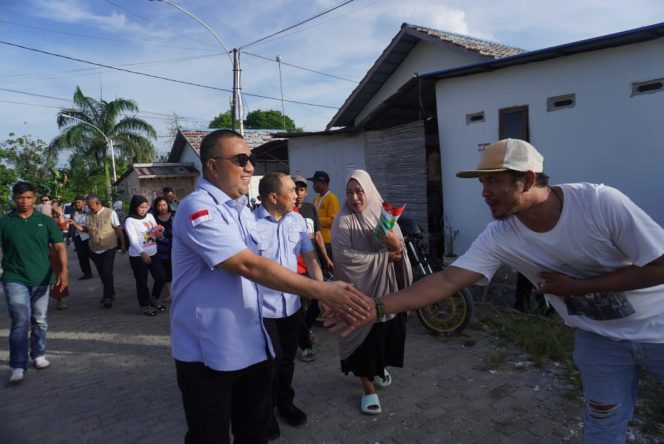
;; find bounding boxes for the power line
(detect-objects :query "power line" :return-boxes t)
[243,51,358,83]
[0,40,339,109]
[0,19,216,52]
[0,87,210,122]
[104,0,220,50]
[239,0,355,49]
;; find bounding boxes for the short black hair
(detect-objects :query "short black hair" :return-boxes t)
[152,196,168,214]
[259,172,286,199]
[163,187,174,194]
[200,129,243,167]
[74,195,86,201]
[509,170,550,187]
[12,181,35,196]
[40,194,52,200]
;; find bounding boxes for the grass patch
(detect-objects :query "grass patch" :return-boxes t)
[475,304,664,440]
[636,374,664,436]
[481,351,509,370]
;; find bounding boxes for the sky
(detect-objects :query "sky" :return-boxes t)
[2,0,664,157]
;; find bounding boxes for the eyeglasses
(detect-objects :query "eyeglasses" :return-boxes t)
[211,153,256,168]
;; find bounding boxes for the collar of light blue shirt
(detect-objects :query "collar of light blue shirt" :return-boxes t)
[198,177,249,210]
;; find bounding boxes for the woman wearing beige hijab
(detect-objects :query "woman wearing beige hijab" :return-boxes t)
[332,169,412,415]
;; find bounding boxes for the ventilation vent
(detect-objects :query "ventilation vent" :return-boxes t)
[632,78,664,96]
[466,111,485,124]
[547,94,576,112]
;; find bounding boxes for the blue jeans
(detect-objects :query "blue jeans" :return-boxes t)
[573,329,664,443]
[3,282,50,370]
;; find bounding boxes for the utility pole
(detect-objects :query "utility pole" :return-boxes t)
[233,49,244,136]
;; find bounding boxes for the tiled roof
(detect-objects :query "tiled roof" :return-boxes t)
[407,24,526,59]
[180,129,279,154]
[327,23,525,129]
[134,164,198,178]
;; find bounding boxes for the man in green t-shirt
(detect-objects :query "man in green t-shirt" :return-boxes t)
[0,181,68,384]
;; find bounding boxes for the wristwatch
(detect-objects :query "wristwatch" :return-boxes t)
[375,297,386,318]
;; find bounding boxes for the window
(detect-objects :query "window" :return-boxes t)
[466,111,485,124]
[632,78,664,96]
[499,105,529,141]
[547,94,576,112]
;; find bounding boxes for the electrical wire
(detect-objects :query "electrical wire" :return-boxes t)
[243,51,358,83]
[0,87,210,122]
[104,0,220,49]
[0,40,339,109]
[0,19,216,52]
[239,0,355,49]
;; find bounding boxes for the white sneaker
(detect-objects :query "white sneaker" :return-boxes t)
[9,368,25,383]
[34,356,50,369]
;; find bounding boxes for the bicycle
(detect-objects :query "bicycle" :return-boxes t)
[398,217,474,335]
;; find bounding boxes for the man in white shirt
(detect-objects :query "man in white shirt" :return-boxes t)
[340,139,664,444]
[67,195,93,280]
[83,195,126,308]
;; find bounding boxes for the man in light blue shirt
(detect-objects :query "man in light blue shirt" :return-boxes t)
[251,172,325,436]
[170,130,372,444]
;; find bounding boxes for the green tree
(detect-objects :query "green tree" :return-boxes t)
[51,86,157,203]
[245,109,297,131]
[209,110,233,129]
[0,133,73,210]
[209,109,302,132]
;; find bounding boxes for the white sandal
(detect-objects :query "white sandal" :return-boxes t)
[373,369,392,388]
[361,393,381,415]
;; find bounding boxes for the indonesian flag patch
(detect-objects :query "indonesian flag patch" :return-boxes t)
[189,209,211,227]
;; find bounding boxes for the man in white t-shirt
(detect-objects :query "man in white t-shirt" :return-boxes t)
[340,139,664,444]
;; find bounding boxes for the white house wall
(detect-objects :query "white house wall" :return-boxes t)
[180,143,202,174]
[436,38,664,253]
[288,134,366,202]
[356,41,487,126]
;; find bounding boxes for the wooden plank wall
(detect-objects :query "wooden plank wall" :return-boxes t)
[364,120,429,241]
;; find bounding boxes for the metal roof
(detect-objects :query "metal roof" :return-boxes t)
[421,21,664,81]
[326,23,525,130]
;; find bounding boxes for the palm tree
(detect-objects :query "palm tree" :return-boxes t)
[50,86,157,203]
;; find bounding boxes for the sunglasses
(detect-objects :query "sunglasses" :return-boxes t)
[212,153,256,168]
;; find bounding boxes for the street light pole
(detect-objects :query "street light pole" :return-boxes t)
[276,55,286,131]
[151,0,243,135]
[61,114,116,204]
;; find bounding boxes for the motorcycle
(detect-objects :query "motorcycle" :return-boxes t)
[398,217,473,335]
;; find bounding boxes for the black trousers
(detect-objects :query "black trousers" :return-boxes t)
[128,255,166,307]
[298,302,320,350]
[90,248,116,298]
[73,236,92,277]
[175,359,273,444]
[263,313,300,410]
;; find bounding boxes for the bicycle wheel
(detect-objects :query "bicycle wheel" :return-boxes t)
[416,288,473,335]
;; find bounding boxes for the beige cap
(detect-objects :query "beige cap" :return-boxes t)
[456,138,544,178]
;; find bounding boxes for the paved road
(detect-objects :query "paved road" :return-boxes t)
[0,248,586,444]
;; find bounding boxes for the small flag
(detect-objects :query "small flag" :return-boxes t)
[189,209,211,227]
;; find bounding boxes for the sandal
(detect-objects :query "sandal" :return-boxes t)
[141,306,157,317]
[150,297,167,311]
[373,369,392,388]
[361,393,381,415]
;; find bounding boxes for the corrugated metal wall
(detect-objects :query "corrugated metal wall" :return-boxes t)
[364,120,429,241]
